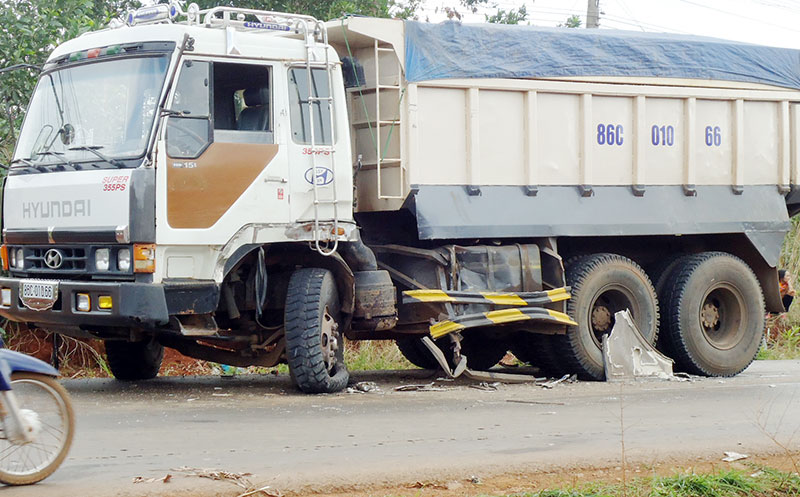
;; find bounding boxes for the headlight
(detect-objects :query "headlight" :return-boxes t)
[14,248,24,270]
[117,249,131,272]
[95,249,110,271]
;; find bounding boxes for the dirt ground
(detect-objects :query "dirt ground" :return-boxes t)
[285,453,799,497]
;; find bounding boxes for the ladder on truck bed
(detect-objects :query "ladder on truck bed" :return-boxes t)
[132,4,342,256]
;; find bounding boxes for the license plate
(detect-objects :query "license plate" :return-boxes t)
[20,280,59,311]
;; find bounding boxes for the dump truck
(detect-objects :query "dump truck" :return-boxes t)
[1,2,798,392]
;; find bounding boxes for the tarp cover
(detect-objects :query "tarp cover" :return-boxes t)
[404,20,800,89]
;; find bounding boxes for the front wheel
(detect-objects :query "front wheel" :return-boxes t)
[0,373,75,485]
[105,336,164,381]
[285,268,349,393]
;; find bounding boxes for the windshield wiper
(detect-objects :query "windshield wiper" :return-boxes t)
[68,146,124,168]
[35,150,76,168]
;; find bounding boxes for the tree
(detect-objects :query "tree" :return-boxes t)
[442,0,529,24]
[558,14,582,28]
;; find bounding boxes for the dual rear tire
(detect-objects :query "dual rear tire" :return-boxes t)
[657,252,764,377]
[543,251,762,380]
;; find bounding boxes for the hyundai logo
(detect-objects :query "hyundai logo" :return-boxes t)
[304,166,334,186]
[43,249,64,269]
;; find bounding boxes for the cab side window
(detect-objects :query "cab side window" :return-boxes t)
[213,62,272,144]
[166,60,273,158]
[288,67,332,145]
[166,60,211,158]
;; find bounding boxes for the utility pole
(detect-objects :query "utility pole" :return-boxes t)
[587,0,600,28]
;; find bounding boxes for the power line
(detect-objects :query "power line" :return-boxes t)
[674,0,800,33]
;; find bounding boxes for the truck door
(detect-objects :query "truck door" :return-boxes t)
[163,58,288,232]
[285,66,339,225]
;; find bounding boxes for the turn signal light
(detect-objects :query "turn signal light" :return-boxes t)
[0,245,7,271]
[98,295,113,309]
[133,243,156,273]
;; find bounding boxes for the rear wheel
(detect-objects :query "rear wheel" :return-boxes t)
[396,328,507,371]
[511,332,565,377]
[554,254,659,380]
[660,252,764,376]
[396,337,439,369]
[105,337,163,381]
[284,268,349,393]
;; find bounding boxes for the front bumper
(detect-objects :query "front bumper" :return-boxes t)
[0,278,219,328]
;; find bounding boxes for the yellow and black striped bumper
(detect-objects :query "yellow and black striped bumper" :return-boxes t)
[401,287,576,339]
[402,287,570,306]
[429,307,578,339]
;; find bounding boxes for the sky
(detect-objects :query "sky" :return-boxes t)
[417,0,800,49]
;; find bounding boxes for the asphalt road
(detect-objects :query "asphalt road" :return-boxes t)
[5,360,800,497]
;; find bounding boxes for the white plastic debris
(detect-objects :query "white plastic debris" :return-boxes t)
[603,310,674,381]
[722,451,749,462]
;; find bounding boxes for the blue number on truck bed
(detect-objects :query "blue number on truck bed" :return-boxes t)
[597,124,624,146]
[704,126,722,146]
[651,125,675,146]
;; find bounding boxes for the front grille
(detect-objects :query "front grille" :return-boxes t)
[8,245,133,279]
[28,247,87,271]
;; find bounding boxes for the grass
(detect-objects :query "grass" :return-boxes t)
[512,467,800,497]
[759,317,800,360]
[344,340,414,371]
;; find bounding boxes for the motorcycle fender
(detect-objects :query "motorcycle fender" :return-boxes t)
[0,350,59,391]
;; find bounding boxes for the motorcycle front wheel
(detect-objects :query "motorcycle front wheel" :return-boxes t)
[0,373,75,485]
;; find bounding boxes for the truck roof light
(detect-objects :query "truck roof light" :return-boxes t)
[126,3,180,26]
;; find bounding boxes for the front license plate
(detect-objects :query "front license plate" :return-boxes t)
[20,280,59,311]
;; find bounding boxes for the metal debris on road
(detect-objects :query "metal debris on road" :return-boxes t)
[132,474,172,483]
[539,374,576,389]
[394,382,448,392]
[603,310,674,381]
[722,451,748,462]
[347,381,382,394]
[469,382,500,391]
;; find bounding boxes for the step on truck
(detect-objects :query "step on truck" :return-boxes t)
[1,2,799,391]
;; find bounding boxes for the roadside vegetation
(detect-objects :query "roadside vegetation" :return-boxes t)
[519,467,800,497]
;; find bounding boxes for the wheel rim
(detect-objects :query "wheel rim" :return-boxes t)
[697,283,746,350]
[320,306,340,373]
[0,378,70,477]
[587,284,639,347]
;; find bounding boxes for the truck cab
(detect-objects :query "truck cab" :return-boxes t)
[0,4,396,392]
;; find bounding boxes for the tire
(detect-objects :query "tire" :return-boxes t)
[285,268,349,393]
[647,254,685,357]
[511,332,565,377]
[396,329,507,371]
[459,328,508,371]
[554,253,659,380]
[396,337,439,369]
[660,252,764,377]
[0,373,75,485]
[105,337,164,381]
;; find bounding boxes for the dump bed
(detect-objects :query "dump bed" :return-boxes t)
[327,19,800,267]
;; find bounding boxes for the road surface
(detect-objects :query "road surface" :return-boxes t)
[6,360,800,496]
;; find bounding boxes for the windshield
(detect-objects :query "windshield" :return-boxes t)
[13,56,169,167]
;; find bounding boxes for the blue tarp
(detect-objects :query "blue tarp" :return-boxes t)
[404,21,800,89]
